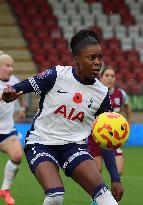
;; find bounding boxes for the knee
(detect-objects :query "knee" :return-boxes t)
[11,150,23,163]
[44,187,64,205]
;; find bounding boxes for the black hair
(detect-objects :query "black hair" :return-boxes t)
[100,66,115,77]
[70,29,100,56]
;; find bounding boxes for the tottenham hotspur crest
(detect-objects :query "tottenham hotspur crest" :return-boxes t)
[88,97,94,108]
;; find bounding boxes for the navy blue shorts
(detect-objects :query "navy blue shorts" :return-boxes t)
[0,130,18,143]
[24,143,93,177]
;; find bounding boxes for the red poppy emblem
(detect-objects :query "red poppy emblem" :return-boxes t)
[73,93,82,104]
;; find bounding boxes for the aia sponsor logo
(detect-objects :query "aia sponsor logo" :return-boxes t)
[54,105,84,122]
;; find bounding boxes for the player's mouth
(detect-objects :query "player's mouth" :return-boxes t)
[91,69,101,77]
[107,81,112,85]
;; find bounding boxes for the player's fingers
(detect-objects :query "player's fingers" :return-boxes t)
[111,188,120,201]
[3,86,15,93]
[114,190,123,202]
[10,91,23,101]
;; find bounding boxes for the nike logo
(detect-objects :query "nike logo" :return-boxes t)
[57,89,68,93]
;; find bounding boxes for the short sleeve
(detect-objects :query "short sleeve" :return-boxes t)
[95,92,114,117]
[120,89,129,106]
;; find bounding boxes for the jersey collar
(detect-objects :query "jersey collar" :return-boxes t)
[72,67,96,85]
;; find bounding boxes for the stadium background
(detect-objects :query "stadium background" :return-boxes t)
[0,0,143,204]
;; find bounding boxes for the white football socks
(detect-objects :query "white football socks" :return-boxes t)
[95,189,118,205]
[43,195,64,205]
[1,159,19,190]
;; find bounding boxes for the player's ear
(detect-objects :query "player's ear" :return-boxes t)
[73,56,79,66]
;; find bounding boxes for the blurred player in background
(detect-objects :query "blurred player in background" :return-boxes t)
[100,66,131,175]
[1,30,124,205]
[88,66,131,183]
[0,51,26,205]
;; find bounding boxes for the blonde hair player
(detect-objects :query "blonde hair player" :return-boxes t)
[0,51,26,205]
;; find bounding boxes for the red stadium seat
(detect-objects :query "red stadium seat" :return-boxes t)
[34,54,45,64]
[105,38,121,51]
[39,61,51,72]
[122,15,135,26]
[120,70,134,82]
[125,50,139,62]
[8,0,143,89]
[90,26,103,40]
[8,0,70,72]
[113,53,125,62]
[24,31,36,41]
[125,81,141,95]
[130,61,143,70]
[29,43,41,52]
[117,62,130,72]
[133,70,143,83]
[46,49,60,58]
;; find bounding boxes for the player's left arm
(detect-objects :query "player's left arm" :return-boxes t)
[96,92,124,201]
[121,89,132,124]
[102,149,120,182]
[102,149,124,202]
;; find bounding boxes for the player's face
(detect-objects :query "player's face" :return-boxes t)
[0,57,14,80]
[100,69,116,89]
[74,44,103,80]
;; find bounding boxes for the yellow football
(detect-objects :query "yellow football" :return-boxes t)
[92,112,130,149]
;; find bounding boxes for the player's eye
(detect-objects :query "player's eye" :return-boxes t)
[88,54,103,61]
[88,55,96,61]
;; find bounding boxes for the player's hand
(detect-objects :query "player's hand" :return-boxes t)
[111,181,124,201]
[2,86,23,102]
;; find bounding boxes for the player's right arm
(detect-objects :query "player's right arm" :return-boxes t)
[2,67,57,103]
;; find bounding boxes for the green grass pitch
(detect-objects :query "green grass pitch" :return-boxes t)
[0,147,143,205]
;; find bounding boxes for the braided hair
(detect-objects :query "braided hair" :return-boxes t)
[70,29,100,56]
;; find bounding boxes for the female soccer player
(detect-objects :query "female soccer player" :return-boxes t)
[0,51,26,205]
[1,30,124,205]
[101,66,131,175]
[88,66,131,177]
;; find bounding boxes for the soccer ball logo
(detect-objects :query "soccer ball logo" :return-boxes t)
[92,112,130,149]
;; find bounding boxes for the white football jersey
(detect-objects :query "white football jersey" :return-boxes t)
[0,75,19,134]
[25,66,109,145]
